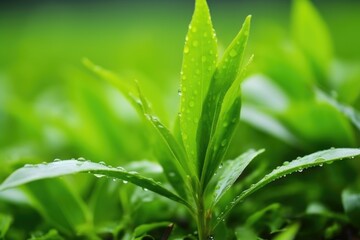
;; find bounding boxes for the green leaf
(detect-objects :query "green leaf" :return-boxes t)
[273,222,300,240]
[198,16,251,178]
[212,149,264,207]
[84,59,193,195]
[0,160,192,210]
[133,222,172,238]
[179,0,218,169]
[342,186,360,228]
[24,178,92,236]
[28,229,65,240]
[214,148,360,228]
[292,0,333,82]
[0,213,12,239]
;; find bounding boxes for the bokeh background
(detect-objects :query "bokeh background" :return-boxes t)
[0,0,360,239]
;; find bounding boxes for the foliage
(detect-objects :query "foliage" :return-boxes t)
[0,0,359,239]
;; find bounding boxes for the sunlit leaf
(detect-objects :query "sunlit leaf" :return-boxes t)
[214,148,360,227]
[179,0,218,170]
[212,149,264,206]
[198,16,251,178]
[0,213,12,238]
[0,160,192,210]
[292,0,333,82]
[24,178,92,236]
[273,222,300,240]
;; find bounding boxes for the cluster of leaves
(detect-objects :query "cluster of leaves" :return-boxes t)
[0,0,359,239]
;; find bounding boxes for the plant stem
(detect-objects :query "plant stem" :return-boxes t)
[196,192,208,240]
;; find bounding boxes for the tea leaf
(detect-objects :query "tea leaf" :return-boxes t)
[212,149,264,207]
[133,222,172,238]
[292,0,332,81]
[23,179,92,236]
[179,0,217,170]
[198,16,251,178]
[0,160,192,209]
[273,222,300,240]
[214,148,360,227]
[0,213,12,238]
[342,187,360,228]
[84,59,193,194]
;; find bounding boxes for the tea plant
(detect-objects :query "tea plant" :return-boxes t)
[1,0,360,239]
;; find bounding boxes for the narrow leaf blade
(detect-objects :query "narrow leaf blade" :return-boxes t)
[24,178,92,236]
[0,160,191,209]
[292,0,333,81]
[214,148,360,228]
[212,149,264,206]
[180,0,218,168]
[198,16,251,177]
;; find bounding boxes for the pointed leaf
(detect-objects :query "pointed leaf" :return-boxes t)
[179,0,218,168]
[198,16,251,177]
[292,0,333,81]
[342,186,360,228]
[0,213,12,238]
[212,149,264,206]
[23,178,92,236]
[214,148,360,228]
[133,222,172,238]
[0,160,192,209]
[84,59,192,196]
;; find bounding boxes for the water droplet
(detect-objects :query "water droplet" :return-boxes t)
[191,27,197,33]
[326,160,334,165]
[94,174,105,178]
[53,158,61,162]
[143,188,148,191]
[99,161,106,165]
[283,161,290,166]
[169,172,176,177]
[184,46,190,54]
[229,49,238,57]
[122,180,128,184]
[116,166,125,171]
[221,139,227,147]
[298,169,303,172]
[223,122,228,127]
[78,157,86,161]
[178,89,182,96]
[112,178,117,182]
[330,147,335,150]
[296,157,301,160]
[189,101,195,107]
[219,163,223,169]
[24,164,34,168]
[315,158,325,162]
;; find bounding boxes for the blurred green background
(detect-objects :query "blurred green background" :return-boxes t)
[0,0,360,238]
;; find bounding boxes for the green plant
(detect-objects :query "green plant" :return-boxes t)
[1,0,360,239]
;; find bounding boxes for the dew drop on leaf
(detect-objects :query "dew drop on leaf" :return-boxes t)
[283,161,290,166]
[184,46,190,54]
[94,174,105,178]
[122,180,128,184]
[229,49,238,57]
